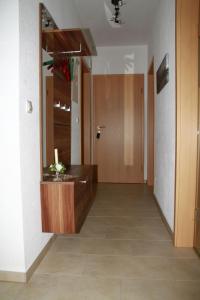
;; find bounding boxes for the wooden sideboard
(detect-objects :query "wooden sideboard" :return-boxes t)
[40,165,97,234]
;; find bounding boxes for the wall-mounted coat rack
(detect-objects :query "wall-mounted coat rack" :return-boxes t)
[48,44,82,55]
[42,28,97,57]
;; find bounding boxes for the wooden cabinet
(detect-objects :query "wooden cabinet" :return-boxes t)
[40,165,97,234]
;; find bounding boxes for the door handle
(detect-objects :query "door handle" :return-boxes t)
[79,180,87,184]
[96,131,101,139]
[96,125,106,139]
[97,125,106,130]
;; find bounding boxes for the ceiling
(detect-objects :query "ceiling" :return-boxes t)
[74,0,160,46]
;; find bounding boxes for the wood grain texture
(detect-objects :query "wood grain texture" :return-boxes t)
[39,3,43,178]
[119,75,144,183]
[175,0,199,247]
[42,28,97,56]
[194,91,200,251]
[124,76,134,166]
[53,63,71,166]
[147,60,155,187]
[41,183,75,233]
[93,74,144,183]
[93,75,121,183]
[46,77,54,166]
[41,165,97,234]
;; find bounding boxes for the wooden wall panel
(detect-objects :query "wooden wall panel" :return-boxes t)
[44,69,71,167]
[175,0,199,247]
[46,77,54,166]
[54,124,71,165]
[53,66,71,166]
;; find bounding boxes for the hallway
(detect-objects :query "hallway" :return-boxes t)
[1,184,200,299]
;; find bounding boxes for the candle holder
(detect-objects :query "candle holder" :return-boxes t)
[49,162,66,182]
[53,171,61,182]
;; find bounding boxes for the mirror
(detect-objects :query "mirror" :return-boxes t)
[40,4,94,173]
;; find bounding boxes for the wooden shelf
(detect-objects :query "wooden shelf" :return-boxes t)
[42,28,97,57]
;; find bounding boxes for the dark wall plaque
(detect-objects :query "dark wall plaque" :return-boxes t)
[156,54,169,94]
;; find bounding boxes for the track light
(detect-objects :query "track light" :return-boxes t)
[118,1,126,6]
[110,0,126,25]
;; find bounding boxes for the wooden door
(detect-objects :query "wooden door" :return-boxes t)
[194,40,200,254]
[147,61,155,186]
[175,0,199,247]
[195,130,200,254]
[93,74,144,183]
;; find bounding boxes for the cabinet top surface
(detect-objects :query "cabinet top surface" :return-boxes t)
[41,165,97,184]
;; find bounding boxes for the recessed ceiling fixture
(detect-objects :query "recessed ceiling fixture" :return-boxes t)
[110,0,126,24]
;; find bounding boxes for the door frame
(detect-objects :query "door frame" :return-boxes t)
[147,59,155,187]
[175,0,199,247]
[194,5,200,254]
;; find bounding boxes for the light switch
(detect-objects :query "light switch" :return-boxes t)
[75,117,79,124]
[26,100,33,113]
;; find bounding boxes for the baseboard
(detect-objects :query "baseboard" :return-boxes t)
[0,271,26,283]
[26,234,56,282]
[0,234,56,283]
[153,193,174,240]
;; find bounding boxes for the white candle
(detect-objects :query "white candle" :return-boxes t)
[54,148,58,164]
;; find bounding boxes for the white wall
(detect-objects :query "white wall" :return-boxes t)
[18,0,82,272]
[0,0,25,272]
[0,0,81,274]
[148,0,176,231]
[93,45,148,180]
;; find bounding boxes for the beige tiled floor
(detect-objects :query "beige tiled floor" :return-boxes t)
[1,184,200,299]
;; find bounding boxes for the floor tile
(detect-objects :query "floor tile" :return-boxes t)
[50,237,133,255]
[129,240,197,258]
[93,198,158,209]
[85,216,163,228]
[35,253,85,275]
[121,279,200,300]
[84,255,200,280]
[105,225,171,241]
[50,238,196,258]
[2,183,200,300]
[0,282,24,300]
[89,207,160,218]
[16,274,120,300]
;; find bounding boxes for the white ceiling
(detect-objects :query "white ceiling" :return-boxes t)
[74,0,160,46]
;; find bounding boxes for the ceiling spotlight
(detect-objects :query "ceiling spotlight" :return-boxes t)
[118,1,126,6]
[110,0,126,25]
